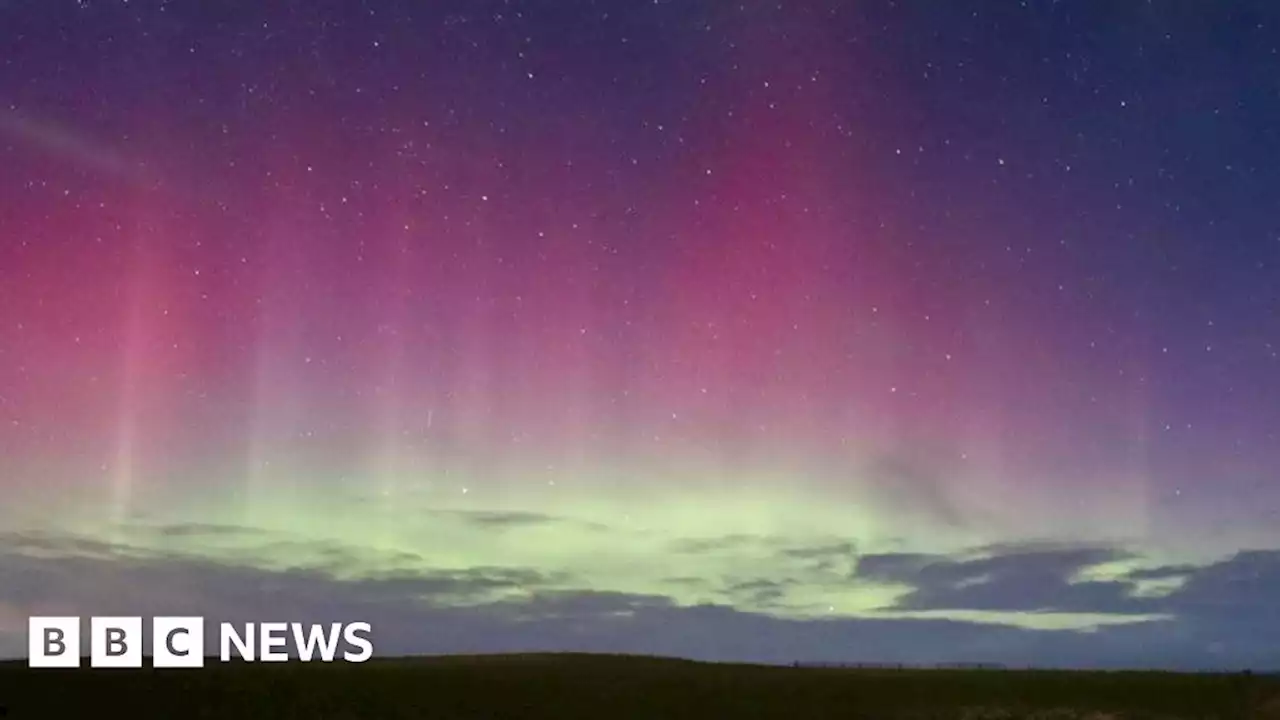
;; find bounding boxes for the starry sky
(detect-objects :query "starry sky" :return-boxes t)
[2,0,1279,669]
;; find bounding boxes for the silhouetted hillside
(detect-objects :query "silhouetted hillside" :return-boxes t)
[0,653,1276,719]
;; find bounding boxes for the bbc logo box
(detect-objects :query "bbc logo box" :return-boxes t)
[28,616,373,668]
[28,616,204,668]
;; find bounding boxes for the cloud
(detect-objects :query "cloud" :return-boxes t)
[442,510,613,533]
[451,510,563,528]
[2,531,1279,669]
[850,542,1280,668]
[669,534,773,554]
[857,544,1156,615]
[776,541,859,574]
[670,535,857,564]
[1126,564,1201,581]
[724,578,796,608]
[852,541,1280,641]
[0,532,139,560]
[151,523,268,538]
[0,541,1057,664]
[358,566,576,606]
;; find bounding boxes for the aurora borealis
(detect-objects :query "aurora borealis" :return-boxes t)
[2,1,1279,667]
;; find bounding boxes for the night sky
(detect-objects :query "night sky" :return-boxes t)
[2,0,1279,669]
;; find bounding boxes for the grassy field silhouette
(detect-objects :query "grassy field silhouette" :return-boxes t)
[1,654,1276,719]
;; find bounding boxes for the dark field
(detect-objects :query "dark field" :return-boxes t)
[1,654,1277,719]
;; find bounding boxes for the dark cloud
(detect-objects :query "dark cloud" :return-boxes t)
[857,545,1151,614]
[669,535,858,577]
[1139,550,1280,668]
[2,533,1279,670]
[852,552,939,583]
[433,509,613,534]
[150,523,268,538]
[495,590,678,620]
[669,534,769,554]
[0,546,1040,664]
[850,543,1280,668]
[1127,564,1200,581]
[777,541,858,560]
[359,567,574,605]
[302,500,614,534]
[0,531,142,559]
[451,510,561,528]
[776,541,859,575]
[725,578,795,607]
[1162,550,1280,613]
[975,540,1126,557]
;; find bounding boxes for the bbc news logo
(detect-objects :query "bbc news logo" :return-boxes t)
[28,616,373,668]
